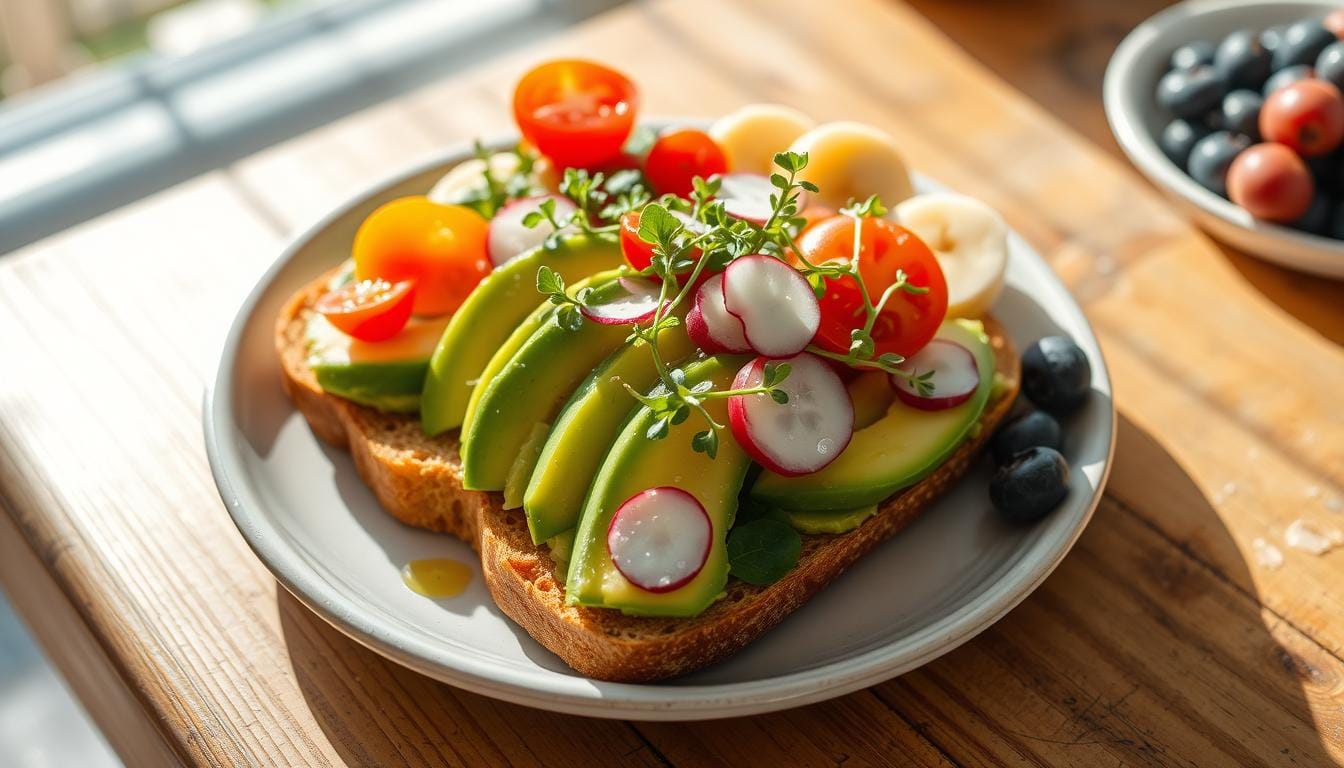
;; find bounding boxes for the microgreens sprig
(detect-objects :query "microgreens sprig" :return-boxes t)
[534,265,591,332]
[462,141,541,217]
[522,166,654,243]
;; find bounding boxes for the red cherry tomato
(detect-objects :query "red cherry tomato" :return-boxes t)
[353,197,491,316]
[513,60,637,169]
[1326,9,1344,40]
[1260,79,1344,157]
[644,128,728,197]
[797,204,837,236]
[1227,142,1315,222]
[619,208,707,273]
[799,215,948,358]
[315,279,416,342]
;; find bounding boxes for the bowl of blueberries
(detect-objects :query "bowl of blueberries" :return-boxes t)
[1105,0,1344,279]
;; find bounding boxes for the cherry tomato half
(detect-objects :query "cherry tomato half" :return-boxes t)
[316,279,416,342]
[797,204,838,236]
[1260,79,1344,157]
[800,215,948,358]
[619,207,707,273]
[353,197,491,316]
[513,60,637,170]
[644,128,728,197]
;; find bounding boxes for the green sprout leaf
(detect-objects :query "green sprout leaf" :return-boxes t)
[646,417,670,441]
[536,265,563,295]
[727,518,801,586]
[636,202,678,244]
[769,389,790,405]
[691,429,718,459]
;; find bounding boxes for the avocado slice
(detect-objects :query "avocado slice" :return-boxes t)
[459,271,637,491]
[305,313,449,413]
[751,320,995,511]
[522,313,695,544]
[567,355,751,618]
[419,234,622,435]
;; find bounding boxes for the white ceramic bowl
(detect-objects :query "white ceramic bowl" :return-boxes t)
[205,137,1115,719]
[1105,0,1344,279]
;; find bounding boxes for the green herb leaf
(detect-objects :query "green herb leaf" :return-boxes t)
[536,265,563,295]
[646,417,670,441]
[769,389,790,405]
[637,203,678,244]
[521,210,545,229]
[877,352,905,368]
[849,328,875,359]
[727,519,801,586]
[691,429,718,459]
[556,304,585,332]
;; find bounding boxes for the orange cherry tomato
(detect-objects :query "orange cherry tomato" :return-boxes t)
[619,207,706,273]
[352,197,490,316]
[513,60,637,169]
[797,204,837,236]
[316,279,416,342]
[644,128,727,197]
[799,215,948,357]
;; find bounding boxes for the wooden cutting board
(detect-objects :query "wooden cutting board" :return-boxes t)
[1,0,1341,765]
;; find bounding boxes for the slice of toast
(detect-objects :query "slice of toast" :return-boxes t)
[278,270,1021,682]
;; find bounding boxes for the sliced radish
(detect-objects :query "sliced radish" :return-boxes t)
[889,339,980,411]
[606,487,712,593]
[686,273,751,353]
[717,173,806,225]
[721,254,820,357]
[580,277,663,325]
[728,353,853,476]
[487,195,578,267]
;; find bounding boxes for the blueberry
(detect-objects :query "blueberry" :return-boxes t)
[1272,20,1335,70]
[1261,24,1289,53]
[1187,131,1252,197]
[1021,336,1092,415]
[1263,64,1314,96]
[1156,65,1227,119]
[991,410,1063,465]
[1220,89,1264,139]
[1171,40,1216,71]
[1294,194,1333,235]
[1160,119,1210,167]
[1214,30,1271,90]
[1316,41,1344,90]
[990,447,1070,524]
[1307,148,1340,190]
[1329,201,1344,240]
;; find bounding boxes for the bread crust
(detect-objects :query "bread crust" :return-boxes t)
[277,271,1020,682]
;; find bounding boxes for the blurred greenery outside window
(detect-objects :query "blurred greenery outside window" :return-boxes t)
[0,0,302,102]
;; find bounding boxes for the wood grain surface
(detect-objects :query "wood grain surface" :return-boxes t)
[1,0,1342,766]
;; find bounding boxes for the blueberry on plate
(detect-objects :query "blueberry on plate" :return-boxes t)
[1263,64,1314,96]
[991,410,1063,465]
[1171,40,1216,71]
[1214,30,1271,90]
[1294,193,1333,235]
[1021,336,1092,415]
[1156,65,1226,119]
[1188,131,1252,197]
[1261,23,1289,54]
[1306,148,1340,190]
[1272,20,1336,70]
[1328,201,1344,240]
[1316,41,1344,90]
[990,447,1070,524]
[1160,119,1210,167]
[1220,89,1264,139]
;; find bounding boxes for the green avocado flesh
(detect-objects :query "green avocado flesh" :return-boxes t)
[522,315,695,544]
[419,234,622,435]
[306,313,449,413]
[567,356,750,618]
[460,272,636,491]
[775,505,878,534]
[750,320,995,511]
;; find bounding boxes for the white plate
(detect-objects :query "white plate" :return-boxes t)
[1105,0,1344,279]
[205,139,1115,720]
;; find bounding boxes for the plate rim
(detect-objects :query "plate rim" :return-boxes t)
[204,133,1116,720]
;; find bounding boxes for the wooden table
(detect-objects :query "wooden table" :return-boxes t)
[2,0,1341,764]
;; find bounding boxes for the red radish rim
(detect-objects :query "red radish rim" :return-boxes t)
[889,339,980,412]
[721,254,820,357]
[686,304,731,354]
[727,354,854,477]
[691,273,751,353]
[717,172,808,225]
[580,276,663,325]
[605,487,712,593]
[487,195,577,267]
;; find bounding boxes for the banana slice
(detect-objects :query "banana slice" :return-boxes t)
[894,192,1008,318]
[428,152,557,205]
[710,104,816,175]
[788,121,914,210]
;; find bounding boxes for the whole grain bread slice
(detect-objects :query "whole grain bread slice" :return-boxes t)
[277,270,1020,682]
